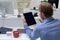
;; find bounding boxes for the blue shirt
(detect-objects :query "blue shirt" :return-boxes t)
[24,17,60,40]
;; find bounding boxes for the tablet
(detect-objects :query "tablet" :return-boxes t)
[23,12,36,26]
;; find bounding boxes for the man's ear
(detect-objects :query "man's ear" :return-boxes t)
[39,12,44,22]
[42,12,46,18]
[42,12,47,20]
[41,12,44,16]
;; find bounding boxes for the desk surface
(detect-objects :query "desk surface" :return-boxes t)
[0,33,30,40]
[0,33,40,40]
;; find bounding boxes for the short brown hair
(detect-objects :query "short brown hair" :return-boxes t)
[39,2,53,17]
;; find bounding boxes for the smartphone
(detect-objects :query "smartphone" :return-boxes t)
[23,12,36,26]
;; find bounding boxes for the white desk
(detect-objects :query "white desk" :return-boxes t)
[0,14,40,29]
[0,33,40,40]
[0,33,30,40]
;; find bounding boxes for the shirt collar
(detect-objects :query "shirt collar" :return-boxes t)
[43,17,54,24]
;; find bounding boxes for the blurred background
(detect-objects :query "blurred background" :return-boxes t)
[0,0,60,40]
[0,0,60,29]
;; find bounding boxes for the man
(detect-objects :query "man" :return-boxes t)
[23,2,60,40]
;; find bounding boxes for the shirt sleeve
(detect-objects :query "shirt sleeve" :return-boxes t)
[24,24,40,40]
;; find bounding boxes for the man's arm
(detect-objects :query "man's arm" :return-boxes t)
[22,16,41,40]
[24,24,40,40]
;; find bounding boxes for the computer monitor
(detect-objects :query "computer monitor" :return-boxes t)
[48,0,59,8]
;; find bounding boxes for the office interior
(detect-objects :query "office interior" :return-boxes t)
[0,0,60,40]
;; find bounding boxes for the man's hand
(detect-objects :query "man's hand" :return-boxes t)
[22,18,26,24]
[21,15,27,25]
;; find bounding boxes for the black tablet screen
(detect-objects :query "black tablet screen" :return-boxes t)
[23,12,36,26]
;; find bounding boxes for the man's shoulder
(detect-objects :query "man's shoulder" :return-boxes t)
[54,19,60,23]
[34,19,60,31]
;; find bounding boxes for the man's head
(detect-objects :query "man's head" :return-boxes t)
[39,2,53,20]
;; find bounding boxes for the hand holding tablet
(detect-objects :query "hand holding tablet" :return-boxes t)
[23,12,36,26]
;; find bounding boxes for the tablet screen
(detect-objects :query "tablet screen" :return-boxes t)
[23,12,36,26]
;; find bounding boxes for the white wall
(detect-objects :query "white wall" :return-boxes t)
[58,0,60,9]
[29,0,41,8]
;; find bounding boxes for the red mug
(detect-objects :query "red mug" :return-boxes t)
[13,31,19,38]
